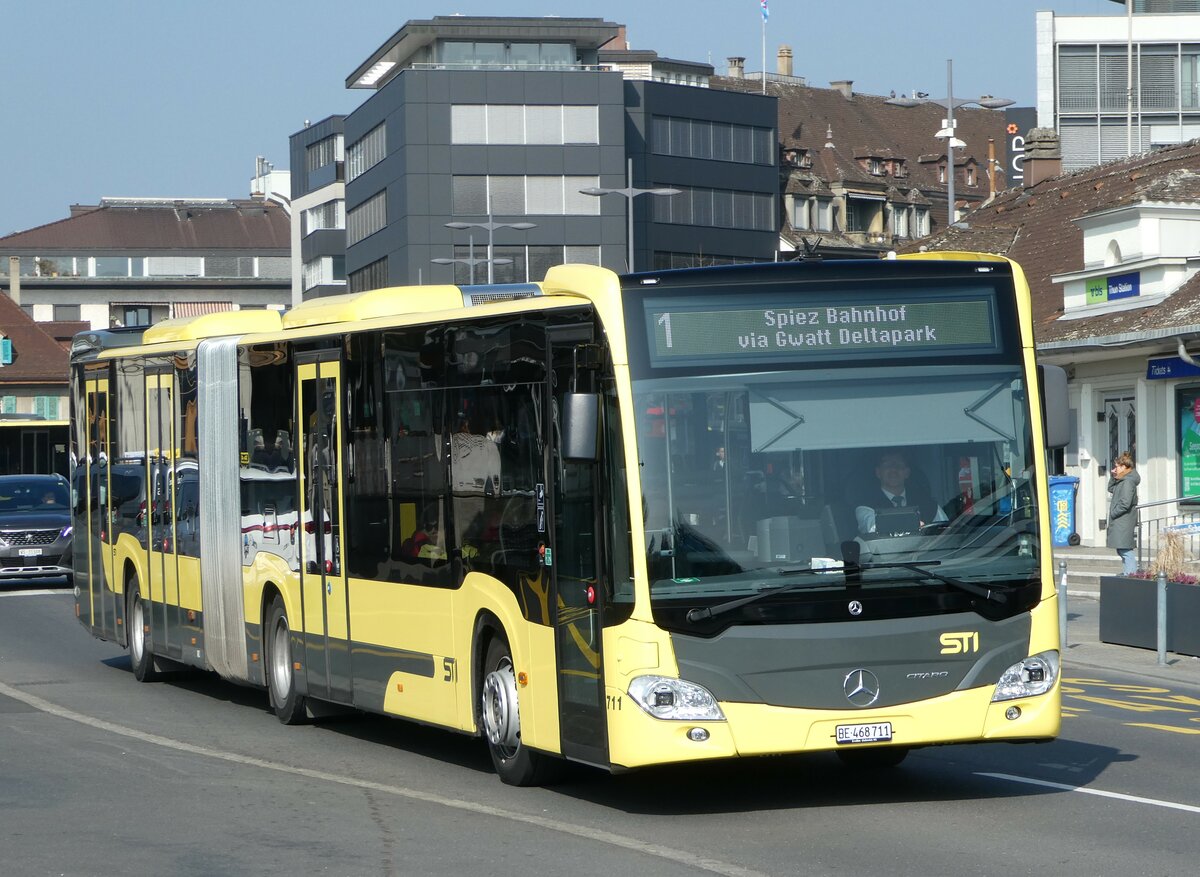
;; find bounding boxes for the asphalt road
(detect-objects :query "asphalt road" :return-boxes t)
[2,582,1199,877]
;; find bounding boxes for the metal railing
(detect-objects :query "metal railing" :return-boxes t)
[1135,493,1200,570]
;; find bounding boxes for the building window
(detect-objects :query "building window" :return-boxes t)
[146,256,202,277]
[814,199,832,231]
[867,158,884,176]
[450,176,600,216]
[966,166,977,187]
[303,200,345,235]
[347,191,387,245]
[306,135,343,173]
[1,396,15,414]
[792,197,810,230]
[893,206,909,238]
[123,306,152,327]
[303,256,347,290]
[438,40,573,69]
[347,124,386,182]
[53,304,80,321]
[34,396,59,419]
[915,208,930,237]
[653,184,773,231]
[938,163,947,184]
[651,115,774,165]
[845,199,879,233]
[95,256,131,278]
[450,105,598,145]
[349,257,388,293]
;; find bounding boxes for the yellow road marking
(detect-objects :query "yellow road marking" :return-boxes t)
[1125,723,1200,735]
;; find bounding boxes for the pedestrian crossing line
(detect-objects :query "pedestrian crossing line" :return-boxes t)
[1125,722,1200,735]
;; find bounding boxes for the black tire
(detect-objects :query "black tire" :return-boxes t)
[266,595,308,725]
[479,637,559,786]
[128,582,158,683]
[836,746,909,769]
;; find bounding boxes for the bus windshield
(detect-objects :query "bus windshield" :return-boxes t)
[632,362,1040,626]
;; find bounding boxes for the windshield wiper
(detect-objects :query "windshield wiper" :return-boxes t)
[685,568,836,623]
[861,560,1007,605]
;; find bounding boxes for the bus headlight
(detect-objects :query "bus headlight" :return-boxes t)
[991,650,1059,702]
[628,675,725,721]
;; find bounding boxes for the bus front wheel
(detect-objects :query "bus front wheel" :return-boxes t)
[266,595,308,725]
[480,637,557,786]
[128,582,158,683]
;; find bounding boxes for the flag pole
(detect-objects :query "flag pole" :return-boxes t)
[761,4,767,94]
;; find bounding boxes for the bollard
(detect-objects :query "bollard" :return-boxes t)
[1157,569,1168,666]
[1057,559,1068,650]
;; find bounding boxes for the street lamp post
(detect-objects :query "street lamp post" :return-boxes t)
[579,158,680,273]
[886,59,1013,230]
[445,215,536,284]
[432,232,514,284]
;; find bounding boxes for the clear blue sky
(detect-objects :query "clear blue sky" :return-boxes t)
[0,0,1125,237]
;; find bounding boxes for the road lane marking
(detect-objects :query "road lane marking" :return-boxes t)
[1125,723,1200,735]
[978,772,1200,814]
[0,680,769,877]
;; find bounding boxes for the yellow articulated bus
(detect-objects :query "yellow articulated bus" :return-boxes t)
[70,255,1067,785]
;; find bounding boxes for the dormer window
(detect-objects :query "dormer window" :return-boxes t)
[966,165,977,187]
[893,160,907,178]
[938,163,947,184]
[868,158,884,176]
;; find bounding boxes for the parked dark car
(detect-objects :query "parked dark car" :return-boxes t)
[0,474,73,585]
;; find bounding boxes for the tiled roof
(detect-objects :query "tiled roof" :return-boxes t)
[714,76,1012,202]
[0,199,290,251]
[0,294,69,383]
[905,138,1200,346]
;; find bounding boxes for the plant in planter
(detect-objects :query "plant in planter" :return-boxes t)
[1099,531,1200,656]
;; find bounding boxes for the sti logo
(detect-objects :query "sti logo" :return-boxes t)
[940,631,980,654]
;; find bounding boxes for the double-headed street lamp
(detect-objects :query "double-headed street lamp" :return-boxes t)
[579,158,680,273]
[886,59,1013,229]
[431,233,512,285]
[445,215,536,284]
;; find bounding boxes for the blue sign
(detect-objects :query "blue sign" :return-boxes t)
[1147,357,1200,380]
[1107,271,1140,301]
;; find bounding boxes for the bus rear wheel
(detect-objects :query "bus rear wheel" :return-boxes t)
[266,595,308,725]
[480,638,558,786]
[128,582,157,683]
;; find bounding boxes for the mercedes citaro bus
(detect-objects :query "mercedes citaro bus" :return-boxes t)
[70,254,1067,785]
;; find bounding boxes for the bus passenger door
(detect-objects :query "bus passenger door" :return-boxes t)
[297,359,351,704]
[549,329,608,767]
[145,372,179,659]
[82,376,117,639]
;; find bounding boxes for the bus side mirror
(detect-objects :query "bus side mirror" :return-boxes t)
[561,393,600,462]
[1038,364,1069,450]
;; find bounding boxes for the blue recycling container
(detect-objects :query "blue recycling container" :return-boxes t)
[1048,475,1080,548]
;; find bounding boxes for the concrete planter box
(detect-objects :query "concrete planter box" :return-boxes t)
[1099,575,1200,658]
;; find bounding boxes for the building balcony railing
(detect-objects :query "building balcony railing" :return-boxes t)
[407,62,606,73]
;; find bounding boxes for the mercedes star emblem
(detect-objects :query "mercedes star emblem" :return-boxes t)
[844,668,881,707]
[848,600,863,616]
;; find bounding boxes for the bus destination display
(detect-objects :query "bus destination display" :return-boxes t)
[646,296,998,365]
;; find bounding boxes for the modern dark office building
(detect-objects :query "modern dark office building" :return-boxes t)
[290,16,777,297]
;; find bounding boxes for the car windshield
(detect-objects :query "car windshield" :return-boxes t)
[0,478,69,511]
[633,363,1040,623]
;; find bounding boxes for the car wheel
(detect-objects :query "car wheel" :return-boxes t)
[266,595,308,724]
